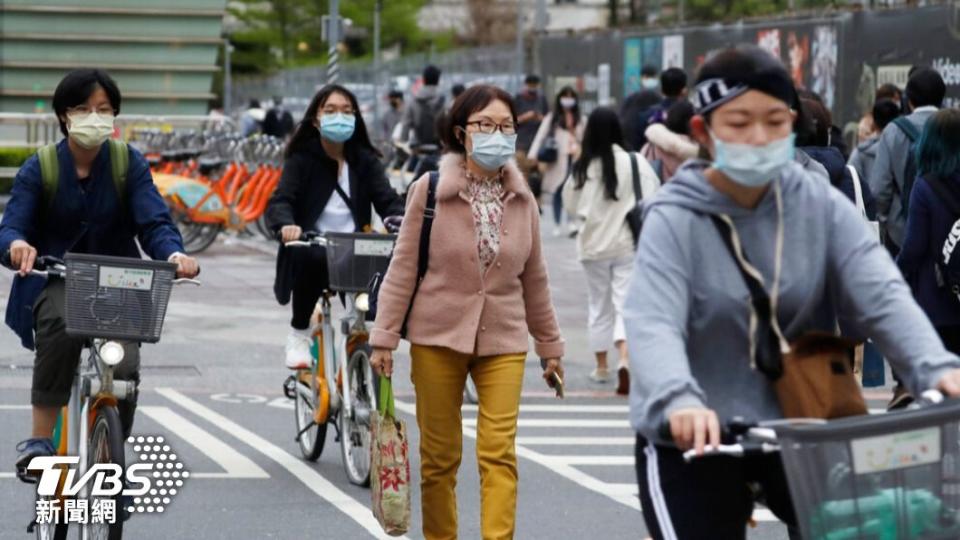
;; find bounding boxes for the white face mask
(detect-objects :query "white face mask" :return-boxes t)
[710,130,796,188]
[67,111,115,149]
[559,97,577,109]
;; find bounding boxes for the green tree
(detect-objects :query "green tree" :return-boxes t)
[227,0,426,74]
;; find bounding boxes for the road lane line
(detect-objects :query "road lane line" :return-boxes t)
[156,388,406,540]
[0,404,31,409]
[541,455,634,466]
[139,406,270,479]
[394,400,777,523]
[462,418,631,428]
[515,436,635,446]
[461,404,630,414]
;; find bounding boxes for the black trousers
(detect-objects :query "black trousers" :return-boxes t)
[938,325,960,355]
[32,279,141,438]
[290,245,330,330]
[635,435,799,540]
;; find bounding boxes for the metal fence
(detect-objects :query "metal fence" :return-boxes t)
[0,113,236,148]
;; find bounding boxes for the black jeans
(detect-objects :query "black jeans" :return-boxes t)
[635,435,799,540]
[290,245,330,330]
[33,279,141,438]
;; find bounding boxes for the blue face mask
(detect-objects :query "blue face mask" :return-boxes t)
[710,131,796,188]
[469,131,517,172]
[319,113,356,143]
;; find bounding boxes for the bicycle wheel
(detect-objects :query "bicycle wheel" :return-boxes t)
[340,344,377,486]
[87,406,125,540]
[33,493,69,540]
[294,373,328,461]
[181,222,222,254]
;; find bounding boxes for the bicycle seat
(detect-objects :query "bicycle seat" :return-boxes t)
[198,158,227,175]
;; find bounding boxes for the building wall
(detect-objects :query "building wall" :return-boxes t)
[0,0,227,115]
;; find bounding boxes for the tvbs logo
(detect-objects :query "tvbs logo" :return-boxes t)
[28,457,153,497]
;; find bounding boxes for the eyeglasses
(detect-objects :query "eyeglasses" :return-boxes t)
[465,120,516,135]
[66,105,114,117]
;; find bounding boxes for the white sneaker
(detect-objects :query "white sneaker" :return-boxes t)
[285,328,313,370]
[589,367,611,383]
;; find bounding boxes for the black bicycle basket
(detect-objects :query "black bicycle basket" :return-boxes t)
[323,232,397,293]
[63,253,177,343]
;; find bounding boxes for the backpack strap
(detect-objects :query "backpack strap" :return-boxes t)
[400,170,439,337]
[893,116,921,142]
[107,140,129,214]
[847,165,867,219]
[38,143,60,217]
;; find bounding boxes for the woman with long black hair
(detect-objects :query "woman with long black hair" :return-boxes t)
[563,107,660,394]
[529,86,586,235]
[266,84,404,369]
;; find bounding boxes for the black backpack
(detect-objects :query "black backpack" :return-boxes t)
[925,175,960,303]
[892,117,921,219]
[412,96,444,147]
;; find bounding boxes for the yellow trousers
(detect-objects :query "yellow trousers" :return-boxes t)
[410,344,526,540]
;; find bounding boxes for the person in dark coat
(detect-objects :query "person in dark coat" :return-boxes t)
[262,95,295,139]
[265,84,404,369]
[898,108,960,354]
[798,96,877,219]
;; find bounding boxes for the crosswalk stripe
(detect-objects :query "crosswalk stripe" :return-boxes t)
[515,436,634,446]
[541,455,634,466]
[0,404,31,409]
[461,404,629,414]
[156,388,407,540]
[139,406,270,479]
[462,418,631,428]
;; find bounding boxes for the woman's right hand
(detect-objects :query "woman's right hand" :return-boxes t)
[280,225,302,243]
[666,407,721,456]
[370,347,393,377]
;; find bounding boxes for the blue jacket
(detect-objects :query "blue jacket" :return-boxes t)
[801,145,877,220]
[0,140,184,349]
[897,172,960,328]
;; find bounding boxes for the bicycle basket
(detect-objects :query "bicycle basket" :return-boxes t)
[323,232,397,293]
[776,400,960,540]
[63,253,177,343]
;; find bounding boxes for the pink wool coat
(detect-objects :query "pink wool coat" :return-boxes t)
[370,153,565,359]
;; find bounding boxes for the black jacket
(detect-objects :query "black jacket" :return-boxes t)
[266,136,404,304]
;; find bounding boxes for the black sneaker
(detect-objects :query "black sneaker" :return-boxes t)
[888,384,915,411]
[15,437,55,483]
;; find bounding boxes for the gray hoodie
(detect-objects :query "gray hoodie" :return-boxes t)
[624,159,960,444]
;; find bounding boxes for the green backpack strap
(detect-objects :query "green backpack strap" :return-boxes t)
[38,144,60,217]
[107,140,129,214]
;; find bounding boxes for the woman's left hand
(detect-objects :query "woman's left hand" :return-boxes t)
[542,358,564,389]
[936,369,960,396]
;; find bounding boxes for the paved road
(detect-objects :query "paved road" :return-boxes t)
[0,230,800,539]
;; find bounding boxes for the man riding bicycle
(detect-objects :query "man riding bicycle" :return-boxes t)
[0,69,200,477]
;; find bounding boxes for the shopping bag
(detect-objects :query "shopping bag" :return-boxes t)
[370,376,411,536]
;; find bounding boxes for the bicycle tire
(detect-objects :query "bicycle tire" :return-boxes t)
[294,376,328,461]
[182,223,222,254]
[255,215,273,241]
[33,493,69,540]
[87,406,125,540]
[340,343,377,487]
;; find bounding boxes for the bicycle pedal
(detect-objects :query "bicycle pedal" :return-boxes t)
[283,375,297,399]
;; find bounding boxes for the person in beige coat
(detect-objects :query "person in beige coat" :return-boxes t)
[564,107,660,394]
[528,86,586,235]
[371,84,564,540]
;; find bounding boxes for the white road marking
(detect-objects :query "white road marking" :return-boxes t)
[541,455,634,466]
[515,436,635,446]
[266,397,295,410]
[209,393,268,404]
[139,406,270,479]
[0,473,14,478]
[0,404,31,409]
[463,418,631,428]
[461,404,629,414]
[394,400,778,523]
[156,388,406,540]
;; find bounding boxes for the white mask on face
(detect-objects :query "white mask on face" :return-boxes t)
[710,130,796,188]
[67,112,114,149]
[559,97,577,109]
